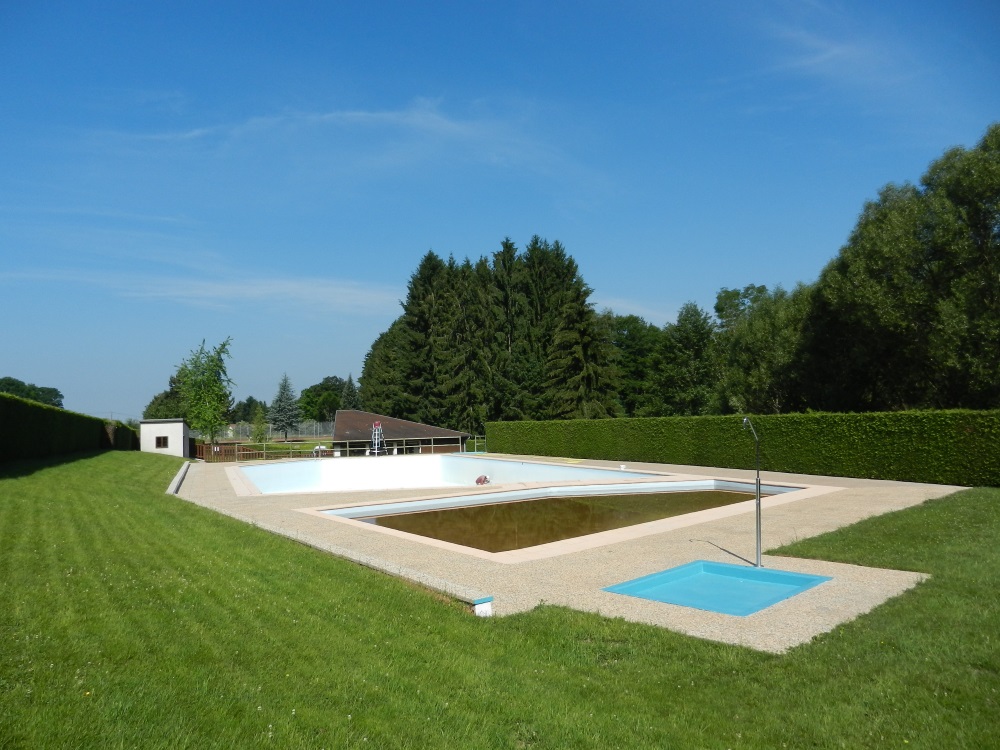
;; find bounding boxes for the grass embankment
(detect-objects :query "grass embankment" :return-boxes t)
[1,452,997,748]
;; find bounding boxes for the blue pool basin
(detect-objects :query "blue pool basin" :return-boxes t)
[604,560,831,616]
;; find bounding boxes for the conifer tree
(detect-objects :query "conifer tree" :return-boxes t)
[440,258,492,433]
[517,237,575,418]
[398,251,457,425]
[544,276,620,419]
[488,238,531,421]
[340,374,362,410]
[359,236,622,427]
[268,373,300,440]
[360,320,410,418]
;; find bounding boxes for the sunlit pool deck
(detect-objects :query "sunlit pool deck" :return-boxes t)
[174,454,961,653]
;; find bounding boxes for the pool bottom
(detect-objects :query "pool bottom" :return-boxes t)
[303,473,829,564]
[605,561,833,616]
[363,490,754,553]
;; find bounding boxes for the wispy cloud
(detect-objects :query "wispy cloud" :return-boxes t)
[1,268,403,316]
[96,98,584,179]
[764,23,915,91]
[0,203,197,226]
[311,98,475,138]
[712,2,928,117]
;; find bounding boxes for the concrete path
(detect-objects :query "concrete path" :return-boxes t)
[173,455,962,653]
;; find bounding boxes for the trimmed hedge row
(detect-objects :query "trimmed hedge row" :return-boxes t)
[0,393,138,462]
[485,410,1000,487]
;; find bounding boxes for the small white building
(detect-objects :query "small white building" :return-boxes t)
[140,418,191,458]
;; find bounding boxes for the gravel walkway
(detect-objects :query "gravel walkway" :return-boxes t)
[173,455,961,653]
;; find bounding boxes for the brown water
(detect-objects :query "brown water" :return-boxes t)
[364,490,753,552]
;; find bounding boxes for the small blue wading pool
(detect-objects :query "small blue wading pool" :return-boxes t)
[604,561,832,616]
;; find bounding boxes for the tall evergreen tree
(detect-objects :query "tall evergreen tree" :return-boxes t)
[360,320,410,417]
[340,374,362,410]
[359,236,622,427]
[440,258,493,433]
[519,237,582,419]
[268,374,300,440]
[543,275,620,419]
[397,251,458,425]
[487,238,531,421]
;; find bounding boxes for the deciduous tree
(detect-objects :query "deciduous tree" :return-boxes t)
[298,376,344,421]
[801,122,1000,410]
[653,302,716,416]
[251,403,268,443]
[713,285,809,414]
[176,338,234,443]
[143,376,187,420]
[610,314,664,417]
[0,376,64,408]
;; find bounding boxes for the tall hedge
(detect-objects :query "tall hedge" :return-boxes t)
[0,393,138,462]
[485,410,1000,487]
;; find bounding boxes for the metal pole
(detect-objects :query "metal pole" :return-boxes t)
[755,432,762,568]
[743,417,763,568]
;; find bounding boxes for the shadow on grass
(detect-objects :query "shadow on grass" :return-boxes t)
[0,450,115,480]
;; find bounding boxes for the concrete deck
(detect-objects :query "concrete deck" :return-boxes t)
[173,455,962,653]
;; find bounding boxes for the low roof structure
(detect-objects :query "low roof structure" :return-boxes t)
[139,418,191,458]
[332,410,470,443]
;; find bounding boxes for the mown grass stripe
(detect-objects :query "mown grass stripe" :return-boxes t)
[1,452,998,747]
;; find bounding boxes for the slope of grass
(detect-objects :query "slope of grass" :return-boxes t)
[1,452,997,748]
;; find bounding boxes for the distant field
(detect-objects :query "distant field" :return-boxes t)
[1,452,997,748]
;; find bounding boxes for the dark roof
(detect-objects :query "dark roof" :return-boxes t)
[332,410,471,441]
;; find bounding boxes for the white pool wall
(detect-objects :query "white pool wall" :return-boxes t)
[325,478,796,519]
[437,455,656,485]
[239,453,661,495]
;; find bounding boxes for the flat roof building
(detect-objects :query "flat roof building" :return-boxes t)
[140,418,191,458]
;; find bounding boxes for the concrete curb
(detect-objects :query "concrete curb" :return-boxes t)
[166,461,191,495]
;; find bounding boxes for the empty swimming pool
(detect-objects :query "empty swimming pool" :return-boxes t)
[240,454,803,561]
[355,490,757,552]
[237,453,666,494]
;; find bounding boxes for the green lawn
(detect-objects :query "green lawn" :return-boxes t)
[1,452,997,748]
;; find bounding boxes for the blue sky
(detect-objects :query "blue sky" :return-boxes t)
[2,1,998,421]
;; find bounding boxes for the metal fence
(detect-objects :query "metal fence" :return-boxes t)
[192,421,336,441]
[191,423,493,447]
[194,434,486,463]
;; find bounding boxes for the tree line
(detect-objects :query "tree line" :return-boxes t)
[143,346,363,441]
[361,122,999,432]
[0,377,64,408]
[360,237,620,433]
[141,123,997,437]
